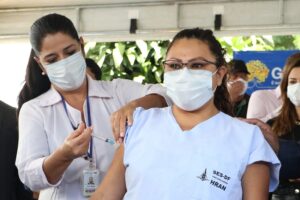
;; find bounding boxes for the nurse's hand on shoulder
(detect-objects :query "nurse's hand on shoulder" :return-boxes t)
[110,102,135,144]
[238,118,279,154]
[61,123,93,160]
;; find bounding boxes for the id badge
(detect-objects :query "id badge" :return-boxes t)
[81,166,100,197]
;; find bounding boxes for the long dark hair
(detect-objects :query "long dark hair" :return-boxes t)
[272,53,300,136]
[17,13,80,115]
[166,28,232,115]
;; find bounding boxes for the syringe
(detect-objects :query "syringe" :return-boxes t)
[92,135,115,145]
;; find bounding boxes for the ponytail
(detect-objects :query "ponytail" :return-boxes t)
[17,49,50,116]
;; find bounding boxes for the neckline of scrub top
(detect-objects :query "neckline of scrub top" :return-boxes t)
[166,106,222,134]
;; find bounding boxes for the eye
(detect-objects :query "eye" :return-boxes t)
[190,62,207,69]
[170,63,182,69]
[45,57,57,64]
[164,62,182,70]
[288,80,297,85]
[67,50,76,56]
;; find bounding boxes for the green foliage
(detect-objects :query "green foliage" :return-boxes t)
[85,35,300,83]
[85,40,169,83]
[273,35,297,50]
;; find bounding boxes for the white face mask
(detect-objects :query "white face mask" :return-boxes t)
[44,51,86,91]
[164,68,216,111]
[238,78,248,95]
[227,78,248,96]
[287,83,300,107]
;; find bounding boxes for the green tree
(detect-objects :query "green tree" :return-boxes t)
[85,40,169,83]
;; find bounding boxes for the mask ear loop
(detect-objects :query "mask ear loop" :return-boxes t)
[212,68,219,76]
[211,68,220,93]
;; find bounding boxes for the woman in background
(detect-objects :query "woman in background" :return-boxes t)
[267,53,300,200]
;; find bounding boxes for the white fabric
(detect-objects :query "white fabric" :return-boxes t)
[16,76,170,200]
[164,68,215,111]
[227,78,248,96]
[247,86,282,122]
[287,83,300,107]
[44,51,86,91]
[124,107,280,200]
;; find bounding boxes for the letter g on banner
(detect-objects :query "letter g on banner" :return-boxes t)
[271,67,282,80]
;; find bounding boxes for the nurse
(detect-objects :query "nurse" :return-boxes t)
[16,13,169,200]
[91,28,280,200]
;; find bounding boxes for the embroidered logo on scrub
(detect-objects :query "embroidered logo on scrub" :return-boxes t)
[197,168,231,191]
[197,168,209,181]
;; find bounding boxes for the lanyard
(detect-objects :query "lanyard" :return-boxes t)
[61,94,93,160]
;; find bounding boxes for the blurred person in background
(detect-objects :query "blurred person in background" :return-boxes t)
[0,100,33,200]
[247,86,282,122]
[227,59,250,118]
[267,52,300,200]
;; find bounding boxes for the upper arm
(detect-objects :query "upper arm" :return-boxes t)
[17,104,47,161]
[17,103,50,160]
[91,145,126,200]
[16,103,51,189]
[246,127,280,192]
[242,162,270,200]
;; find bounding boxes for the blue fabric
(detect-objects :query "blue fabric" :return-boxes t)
[124,107,280,200]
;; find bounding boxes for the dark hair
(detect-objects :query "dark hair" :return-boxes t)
[17,13,80,116]
[227,59,250,75]
[272,52,300,136]
[86,58,102,80]
[166,28,232,115]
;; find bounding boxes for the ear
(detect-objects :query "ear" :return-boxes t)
[79,36,86,56]
[216,66,227,86]
[34,56,47,75]
[79,36,84,44]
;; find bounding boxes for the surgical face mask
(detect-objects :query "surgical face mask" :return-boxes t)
[227,78,248,96]
[44,51,86,91]
[287,83,300,107]
[238,78,248,95]
[164,68,216,111]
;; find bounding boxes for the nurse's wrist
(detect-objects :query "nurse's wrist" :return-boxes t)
[58,145,76,162]
[127,100,138,109]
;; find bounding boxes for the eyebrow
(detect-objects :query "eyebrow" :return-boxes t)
[167,57,216,63]
[44,44,76,60]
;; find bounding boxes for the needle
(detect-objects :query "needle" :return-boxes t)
[92,135,115,145]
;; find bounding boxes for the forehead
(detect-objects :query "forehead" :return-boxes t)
[228,72,247,78]
[288,66,300,78]
[39,32,78,56]
[167,38,215,61]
